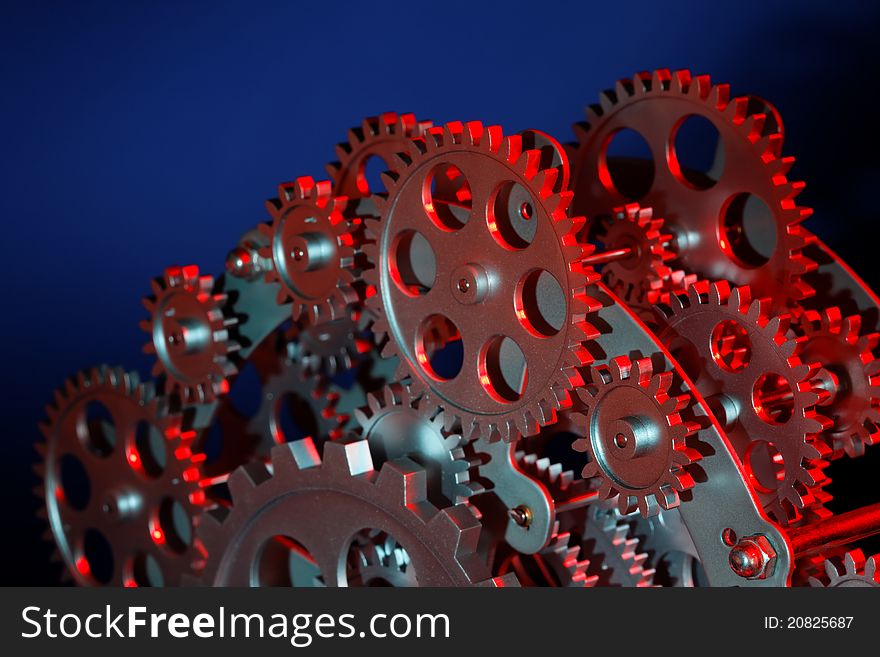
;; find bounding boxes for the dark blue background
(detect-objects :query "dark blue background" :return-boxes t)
[3,0,878,584]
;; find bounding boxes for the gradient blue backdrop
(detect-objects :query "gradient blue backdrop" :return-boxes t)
[3,0,878,584]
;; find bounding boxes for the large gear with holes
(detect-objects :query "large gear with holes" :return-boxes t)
[654,280,831,523]
[36,366,206,586]
[37,70,880,589]
[194,439,513,586]
[571,69,815,311]
[142,265,240,404]
[364,120,601,443]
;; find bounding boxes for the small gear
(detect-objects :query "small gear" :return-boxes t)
[142,265,240,405]
[795,307,880,458]
[808,550,880,587]
[630,509,706,586]
[590,203,679,308]
[561,505,655,587]
[36,366,206,586]
[353,382,481,506]
[571,355,702,517]
[247,348,344,452]
[258,176,362,324]
[364,120,601,443]
[327,112,433,198]
[492,532,597,587]
[195,439,514,586]
[346,529,418,587]
[289,314,371,376]
[655,280,831,522]
[571,69,816,311]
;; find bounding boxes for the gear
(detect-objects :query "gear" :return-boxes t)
[346,529,418,587]
[571,69,815,310]
[289,314,371,376]
[142,265,240,404]
[258,176,362,324]
[353,382,481,506]
[630,509,706,586]
[247,346,344,453]
[561,505,655,587]
[36,366,206,586]
[590,203,680,308]
[795,307,880,458]
[655,280,831,522]
[195,439,514,586]
[364,120,601,443]
[571,355,702,517]
[327,112,433,198]
[808,550,880,587]
[492,532,597,587]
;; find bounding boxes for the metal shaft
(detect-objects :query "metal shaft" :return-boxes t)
[789,501,880,556]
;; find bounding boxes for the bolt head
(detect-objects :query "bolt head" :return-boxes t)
[729,534,777,580]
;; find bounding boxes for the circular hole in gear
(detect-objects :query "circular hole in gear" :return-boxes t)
[669,114,723,189]
[58,454,91,511]
[345,529,416,587]
[132,420,167,478]
[600,128,655,200]
[363,155,390,194]
[752,373,795,425]
[488,181,538,250]
[128,552,165,587]
[416,315,463,381]
[253,535,322,587]
[80,528,114,584]
[423,163,471,231]
[721,527,738,547]
[720,193,778,267]
[515,269,566,337]
[744,440,786,494]
[389,230,436,297]
[155,497,193,553]
[479,336,528,403]
[273,392,320,443]
[710,319,752,373]
[77,400,116,457]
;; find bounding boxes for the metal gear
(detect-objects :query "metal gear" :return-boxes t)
[346,529,418,587]
[492,532,597,587]
[36,366,206,586]
[353,382,481,506]
[629,508,706,586]
[364,120,601,443]
[655,280,831,522]
[808,550,880,587]
[571,69,816,310]
[571,355,702,517]
[590,203,679,308]
[289,314,370,376]
[258,176,362,324]
[141,265,240,405]
[246,346,344,453]
[561,505,655,587]
[794,307,880,458]
[327,112,433,198]
[195,439,514,586]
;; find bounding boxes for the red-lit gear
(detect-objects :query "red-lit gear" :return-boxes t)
[258,176,362,324]
[590,203,682,308]
[794,307,880,458]
[364,121,602,443]
[142,265,240,405]
[808,550,880,587]
[35,366,207,586]
[571,355,702,517]
[571,69,816,311]
[654,281,831,523]
[327,112,433,198]
[493,532,598,587]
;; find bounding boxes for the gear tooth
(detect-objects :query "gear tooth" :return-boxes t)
[227,462,269,501]
[375,458,428,507]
